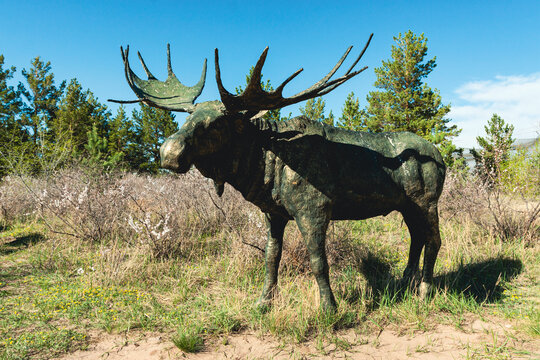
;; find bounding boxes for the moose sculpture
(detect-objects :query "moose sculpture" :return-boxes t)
[111,34,446,311]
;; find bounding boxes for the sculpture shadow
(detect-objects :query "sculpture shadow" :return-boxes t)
[434,258,522,303]
[0,233,45,255]
[339,251,522,308]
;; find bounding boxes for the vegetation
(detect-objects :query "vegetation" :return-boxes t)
[1,30,463,177]
[337,92,363,130]
[299,98,334,125]
[471,113,515,183]
[0,157,538,358]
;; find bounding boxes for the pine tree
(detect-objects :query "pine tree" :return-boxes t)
[108,106,133,159]
[299,97,333,125]
[470,114,515,183]
[0,55,21,125]
[326,110,335,126]
[364,31,461,166]
[84,123,122,169]
[18,57,65,144]
[338,92,365,131]
[52,79,110,155]
[0,55,27,177]
[130,104,178,173]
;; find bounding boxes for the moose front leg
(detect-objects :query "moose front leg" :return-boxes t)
[256,213,288,309]
[295,213,337,311]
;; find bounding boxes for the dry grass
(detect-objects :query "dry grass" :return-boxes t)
[0,166,538,359]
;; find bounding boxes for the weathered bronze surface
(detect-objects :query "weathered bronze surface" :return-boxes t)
[113,34,446,311]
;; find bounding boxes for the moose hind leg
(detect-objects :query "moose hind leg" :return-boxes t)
[295,214,336,311]
[419,207,441,299]
[402,206,441,299]
[256,213,288,308]
[401,209,427,284]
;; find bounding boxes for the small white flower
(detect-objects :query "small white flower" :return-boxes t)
[76,268,84,275]
[78,186,88,204]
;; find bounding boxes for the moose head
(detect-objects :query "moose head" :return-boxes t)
[112,34,446,311]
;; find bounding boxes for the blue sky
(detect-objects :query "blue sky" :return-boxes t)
[2,0,539,147]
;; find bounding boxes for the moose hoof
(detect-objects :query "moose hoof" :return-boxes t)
[418,282,432,300]
[401,271,420,289]
[255,297,272,313]
[320,298,338,313]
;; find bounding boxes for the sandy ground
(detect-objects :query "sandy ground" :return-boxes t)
[56,319,539,360]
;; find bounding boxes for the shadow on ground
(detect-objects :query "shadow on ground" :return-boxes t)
[0,232,45,255]
[435,258,522,302]
[341,250,522,308]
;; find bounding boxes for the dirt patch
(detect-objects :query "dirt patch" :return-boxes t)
[56,321,539,360]
[57,333,181,360]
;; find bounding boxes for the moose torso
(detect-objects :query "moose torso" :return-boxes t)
[194,113,445,223]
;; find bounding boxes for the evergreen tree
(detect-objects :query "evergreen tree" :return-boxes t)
[338,92,365,130]
[0,55,21,125]
[470,114,515,183]
[236,66,281,122]
[108,106,133,160]
[326,110,335,126]
[130,104,178,173]
[52,79,110,155]
[299,97,333,125]
[84,123,122,169]
[0,55,27,176]
[18,57,65,144]
[363,30,461,166]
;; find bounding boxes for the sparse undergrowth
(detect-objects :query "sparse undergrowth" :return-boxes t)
[0,167,538,359]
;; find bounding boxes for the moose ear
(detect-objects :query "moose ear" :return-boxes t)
[213,180,224,197]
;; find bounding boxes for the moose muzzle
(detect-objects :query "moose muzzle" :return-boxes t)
[160,136,190,173]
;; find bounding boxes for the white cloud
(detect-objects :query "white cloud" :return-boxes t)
[450,73,540,148]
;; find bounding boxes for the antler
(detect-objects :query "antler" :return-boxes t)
[109,44,207,113]
[215,33,373,113]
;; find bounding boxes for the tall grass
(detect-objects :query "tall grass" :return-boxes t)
[0,166,538,358]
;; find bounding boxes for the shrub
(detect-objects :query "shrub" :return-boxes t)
[440,170,539,243]
[499,141,540,197]
[0,175,44,226]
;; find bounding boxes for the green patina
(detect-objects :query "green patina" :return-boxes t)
[113,35,445,311]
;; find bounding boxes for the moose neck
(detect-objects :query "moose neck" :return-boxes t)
[193,114,277,209]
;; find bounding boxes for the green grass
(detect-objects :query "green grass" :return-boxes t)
[171,330,204,353]
[0,213,538,359]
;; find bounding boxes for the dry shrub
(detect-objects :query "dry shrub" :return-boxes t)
[1,166,371,269]
[37,167,129,242]
[272,221,365,275]
[440,170,539,243]
[121,170,258,259]
[1,166,262,260]
[0,175,45,226]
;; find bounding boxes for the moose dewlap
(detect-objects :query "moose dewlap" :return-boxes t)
[111,34,445,311]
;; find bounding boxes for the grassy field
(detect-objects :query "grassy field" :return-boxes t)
[0,168,538,359]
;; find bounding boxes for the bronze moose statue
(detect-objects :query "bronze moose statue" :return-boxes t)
[112,34,446,311]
